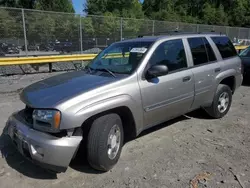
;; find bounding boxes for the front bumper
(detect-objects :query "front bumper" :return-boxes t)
[5,112,82,172]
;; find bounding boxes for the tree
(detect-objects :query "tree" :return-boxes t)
[0,0,18,7]
[0,9,22,39]
[85,0,144,18]
[84,0,144,40]
[0,0,35,9]
[228,0,248,26]
[82,17,95,36]
[35,0,75,13]
[25,11,56,43]
[143,0,174,18]
[84,0,108,15]
[18,0,35,9]
[202,3,216,25]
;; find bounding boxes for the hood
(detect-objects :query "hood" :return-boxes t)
[20,71,120,108]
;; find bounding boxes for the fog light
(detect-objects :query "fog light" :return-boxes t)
[30,145,44,158]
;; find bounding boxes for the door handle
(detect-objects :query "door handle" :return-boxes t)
[215,68,221,73]
[183,76,191,82]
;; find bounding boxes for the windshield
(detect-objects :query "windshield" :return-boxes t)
[239,47,250,57]
[88,41,153,74]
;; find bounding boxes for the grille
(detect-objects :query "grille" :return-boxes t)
[23,105,34,125]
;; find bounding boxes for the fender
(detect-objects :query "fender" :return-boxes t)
[201,68,237,108]
[215,68,236,86]
[74,94,144,135]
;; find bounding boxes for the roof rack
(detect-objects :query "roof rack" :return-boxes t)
[138,30,223,38]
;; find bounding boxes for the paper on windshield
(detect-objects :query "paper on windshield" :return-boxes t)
[130,47,148,53]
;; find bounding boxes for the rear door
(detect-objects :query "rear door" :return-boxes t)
[186,37,221,109]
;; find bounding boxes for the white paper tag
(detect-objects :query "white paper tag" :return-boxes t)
[130,47,147,53]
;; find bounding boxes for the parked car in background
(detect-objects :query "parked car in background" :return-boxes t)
[5,33,242,173]
[39,43,55,51]
[51,40,79,53]
[53,41,72,52]
[0,43,19,54]
[82,39,97,51]
[239,46,250,80]
[0,49,5,56]
[22,44,39,51]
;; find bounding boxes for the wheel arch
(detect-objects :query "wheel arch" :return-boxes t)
[216,69,236,93]
[219,76,236,93]
[74,95,143,140]
[79,106,138,142]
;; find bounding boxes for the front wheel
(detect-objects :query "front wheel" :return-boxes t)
[205,84,232,119]
[87,113,124,171]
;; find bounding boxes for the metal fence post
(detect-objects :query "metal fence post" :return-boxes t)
[226,27,229,36]
[238,28,240,40]
[22,9,28,56]
[196,24,199,33]
[152,20,155,36]
[120,17,123,41]
[176,22,179,31]
[79,15,83,54]
[212,25,215,32]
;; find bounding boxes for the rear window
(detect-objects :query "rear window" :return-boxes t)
[211,37,237,59]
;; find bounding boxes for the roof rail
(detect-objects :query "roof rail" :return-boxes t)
[138,30,224,38]
[137,35,156,38]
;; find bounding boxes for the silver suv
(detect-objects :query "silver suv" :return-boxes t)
[5,33,243,172]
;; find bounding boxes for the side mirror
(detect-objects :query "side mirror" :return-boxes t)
[146,64,168,79]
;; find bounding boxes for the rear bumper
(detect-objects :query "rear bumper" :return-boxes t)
[6,112,82,172]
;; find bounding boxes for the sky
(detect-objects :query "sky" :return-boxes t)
[72,0,83,14]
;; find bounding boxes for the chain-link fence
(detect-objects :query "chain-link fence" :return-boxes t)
[1,7,250,75]
[1,6,250,58]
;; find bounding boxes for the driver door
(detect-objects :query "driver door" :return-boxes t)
[138,39,195,128]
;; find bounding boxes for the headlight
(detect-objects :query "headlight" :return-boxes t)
[32,109,61,133]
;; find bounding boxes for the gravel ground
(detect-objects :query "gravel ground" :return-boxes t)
[0,73,250,188]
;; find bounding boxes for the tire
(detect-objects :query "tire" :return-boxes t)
[87,113,124,171]
[205,84,232,119]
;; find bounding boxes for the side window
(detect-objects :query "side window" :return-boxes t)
[188,37,210,66]
[203,38,217,62]
[150,39,187,72]
[211,36,237,59]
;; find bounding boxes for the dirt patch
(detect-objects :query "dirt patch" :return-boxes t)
[0,74,250,188]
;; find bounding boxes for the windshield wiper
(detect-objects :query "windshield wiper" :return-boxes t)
[85,66,117,78]
[86,66,92,73]
[95,68,117,78]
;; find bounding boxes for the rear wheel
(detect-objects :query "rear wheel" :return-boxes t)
[205,84,232,119]
[87,113,124,171]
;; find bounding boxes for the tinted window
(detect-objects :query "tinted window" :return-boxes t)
[188,37,209,66]
[203,38,217,62]
[150,39,187,72]
[211,37,237,59]
[240,46,250,57]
